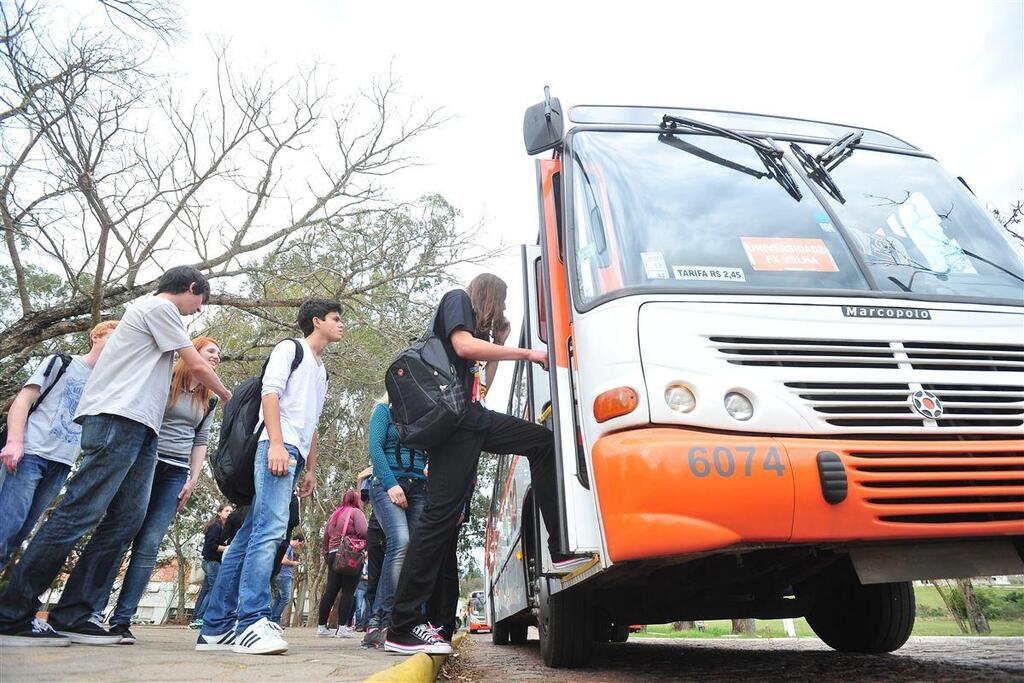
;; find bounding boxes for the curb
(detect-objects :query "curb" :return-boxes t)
[365,632,467,683]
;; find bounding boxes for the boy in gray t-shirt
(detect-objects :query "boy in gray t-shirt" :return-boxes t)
[0,266,232,648]
[0,321,118,573]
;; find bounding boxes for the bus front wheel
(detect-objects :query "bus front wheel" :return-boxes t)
[537,576,591,668]
[804,563,915,653]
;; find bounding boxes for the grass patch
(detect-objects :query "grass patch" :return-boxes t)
[636,618,1024,639]
[633,586,1024,640]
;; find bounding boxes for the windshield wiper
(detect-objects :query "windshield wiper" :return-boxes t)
[817,129,863,169]
[658,134,768,180]
[791,142,846,203]
[660,114,802,200]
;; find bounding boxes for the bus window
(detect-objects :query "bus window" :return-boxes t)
[535,257,548,344]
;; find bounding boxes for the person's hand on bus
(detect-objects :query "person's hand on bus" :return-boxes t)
[388,485,408,509]
[527,348,548,370]
[494,319,511,346]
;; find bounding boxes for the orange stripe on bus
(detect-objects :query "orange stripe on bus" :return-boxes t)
[540,158,571,369]
[591,427,1024,563]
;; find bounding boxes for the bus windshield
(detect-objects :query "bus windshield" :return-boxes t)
[800,145,1024,300]
[568,130,1024,306]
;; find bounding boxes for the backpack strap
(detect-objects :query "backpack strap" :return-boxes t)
[287,338,303,373]
[253,339,306,436]
[28,354,72,418]
[393,438,416,473]
[199,397,217,427]
[339,508,352,539]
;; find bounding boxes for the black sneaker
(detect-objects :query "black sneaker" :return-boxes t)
[52,617,122,645]
[0,618,71,647]
[384,623,453,655]
[109,623,136,645]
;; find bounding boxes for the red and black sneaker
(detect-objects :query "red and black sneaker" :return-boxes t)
[550,553,593,574]
[384,623,453,655]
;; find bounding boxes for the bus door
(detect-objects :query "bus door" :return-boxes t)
[533,157,606,575]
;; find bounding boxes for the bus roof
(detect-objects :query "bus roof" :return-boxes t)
[569,105,918,151]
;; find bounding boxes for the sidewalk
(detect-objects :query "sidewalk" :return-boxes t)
[0,625,402,683]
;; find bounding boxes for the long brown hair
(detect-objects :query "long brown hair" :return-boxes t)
[203,503,233,532]
[466,273,507,341]
[170,336,219,412]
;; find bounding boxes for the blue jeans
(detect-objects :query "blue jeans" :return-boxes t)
[201,442,303,635]
[270,573,293,624]
[0,414,157,629]
[90,461,188,625]
[0,454,71,573]
[370,476,427,624]
[353,578,369,628]
[193,560,220,621]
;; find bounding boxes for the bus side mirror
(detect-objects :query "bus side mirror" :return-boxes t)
[523,86,564,155]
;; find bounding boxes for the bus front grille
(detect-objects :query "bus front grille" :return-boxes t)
[713,337,1024,372]
[785,382,1024,429]
[845,445,1024,525]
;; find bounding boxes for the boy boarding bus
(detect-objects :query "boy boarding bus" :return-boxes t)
[485,92,1024,668]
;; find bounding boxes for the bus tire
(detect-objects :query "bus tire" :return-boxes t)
[492,619,510,645]
[509,622,529,644]
[538,578,591,668]
[610,624,630,643]
[805,564,915,653]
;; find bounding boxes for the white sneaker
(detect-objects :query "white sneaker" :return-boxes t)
[316,624,332,637]
[195,629,237,652]
[333,625,352,638]
[232,618,288,655]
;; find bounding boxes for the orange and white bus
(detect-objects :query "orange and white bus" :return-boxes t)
[484,92,1024,668]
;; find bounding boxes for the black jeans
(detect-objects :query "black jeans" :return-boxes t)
[390,405,561,632]
[363,514,385,625]
[318,562,359,626]
[426,526,460,630]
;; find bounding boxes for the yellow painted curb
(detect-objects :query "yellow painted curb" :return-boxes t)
[365,632,467,683]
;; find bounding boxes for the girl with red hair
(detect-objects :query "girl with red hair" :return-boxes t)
[91,336,224,643]
[317,489,367,637]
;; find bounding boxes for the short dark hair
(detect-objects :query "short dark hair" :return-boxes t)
[156,266,210,302]
[297,298,342,336]
[292,532,305,543]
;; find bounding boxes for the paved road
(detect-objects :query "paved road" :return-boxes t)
[456,631,1024,682]
[0,625,401,683]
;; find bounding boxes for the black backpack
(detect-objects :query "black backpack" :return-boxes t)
[211,339,304,505]
[385,321,467,450]
[0,354,73,446]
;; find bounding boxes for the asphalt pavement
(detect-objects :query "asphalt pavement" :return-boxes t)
[456,630,1024,682]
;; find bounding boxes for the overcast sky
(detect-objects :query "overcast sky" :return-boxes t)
[175,0,1024,398]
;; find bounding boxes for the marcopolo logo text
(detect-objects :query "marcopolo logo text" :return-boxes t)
[842,306,932,320]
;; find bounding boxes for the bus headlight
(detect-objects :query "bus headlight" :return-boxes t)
[724,392,754,421]
[665,384,696,413]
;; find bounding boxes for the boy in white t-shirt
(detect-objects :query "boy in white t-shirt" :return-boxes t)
[197,298,345,655]
[0,320,119,573]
